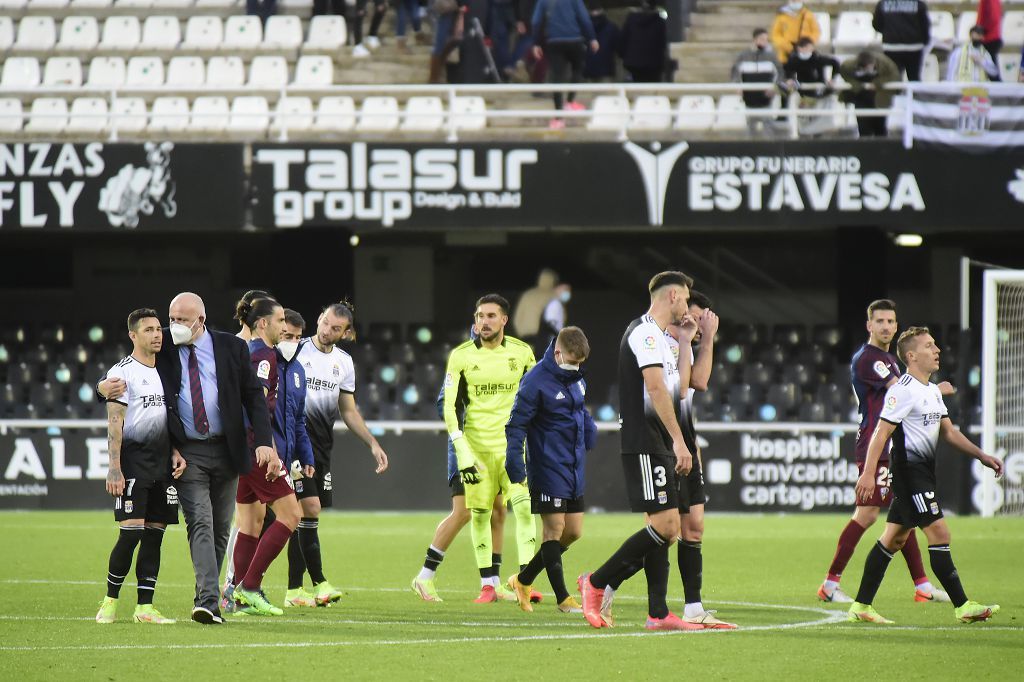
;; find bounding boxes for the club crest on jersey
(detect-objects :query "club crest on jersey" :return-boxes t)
[295,479,304,493]
[166,486,178,505]
[509,358,518,371]
[930,502,939,515]
[124,500,133,514]
[554,498,562,508]
[293,372,301,389]
[873,360,890,378]
[257,360,271,380]
[643,335,656,350]
[332,364,340,377]
[657,491,668,504]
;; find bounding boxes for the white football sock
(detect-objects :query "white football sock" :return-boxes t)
[823,579,840,591]
[417,567,435,581]
[684,601,704,618]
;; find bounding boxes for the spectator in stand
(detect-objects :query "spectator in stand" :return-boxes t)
[351,0,389,58]
[770,1,820,64]
[618,0,668,82]
[872,0,930,81]
[246,0,277,26]
[946,25,999,81]
[840,50,899,137]
[429,0,464,83]
[782,37,840,135]
[583,5,620,81]
[731,28,784,137]
[488,0,520,80]
[395,0,431,53]
[975,0,1003,80]
[531,0,599,129]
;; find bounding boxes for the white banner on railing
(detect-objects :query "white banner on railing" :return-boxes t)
[907,83,1024,149]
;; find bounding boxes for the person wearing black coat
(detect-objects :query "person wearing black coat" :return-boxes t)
[618,0,668,82]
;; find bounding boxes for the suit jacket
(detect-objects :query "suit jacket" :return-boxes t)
[156,328,272,475]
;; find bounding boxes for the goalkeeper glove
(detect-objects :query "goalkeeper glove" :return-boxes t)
[460,466,481,485]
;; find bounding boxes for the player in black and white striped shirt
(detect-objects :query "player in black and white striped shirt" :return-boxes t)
[96,308,187,625]
[847,326,1004,625]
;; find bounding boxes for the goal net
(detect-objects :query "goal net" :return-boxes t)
[979,269,1024,517]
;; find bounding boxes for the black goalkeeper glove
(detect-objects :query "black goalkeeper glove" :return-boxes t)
[460,466,481,485]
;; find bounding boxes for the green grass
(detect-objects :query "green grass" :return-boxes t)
[1,511,1022,681]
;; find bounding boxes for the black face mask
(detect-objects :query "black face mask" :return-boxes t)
[971,39,983,48]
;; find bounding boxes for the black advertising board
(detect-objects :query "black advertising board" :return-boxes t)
[250,140,1024,231]
[0,142,245,231]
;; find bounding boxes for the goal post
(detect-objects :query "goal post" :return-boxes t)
[980,269,1024,517]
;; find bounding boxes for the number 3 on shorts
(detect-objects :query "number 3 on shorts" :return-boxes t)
[653,466,667,487]
[875,467,890,487]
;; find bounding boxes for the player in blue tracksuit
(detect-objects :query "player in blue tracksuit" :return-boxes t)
[505,327,596,613]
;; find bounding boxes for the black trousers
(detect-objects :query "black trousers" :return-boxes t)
[851,91,887,138]
[984,39,1003,81]
[312,0,344,14]
[546,41,586,110]
[884,49,923,81]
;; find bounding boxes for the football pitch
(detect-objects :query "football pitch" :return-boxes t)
[1,511,1021,681]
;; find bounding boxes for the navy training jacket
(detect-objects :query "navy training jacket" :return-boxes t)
[277,348,315,469]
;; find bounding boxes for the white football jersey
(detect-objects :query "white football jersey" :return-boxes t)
[879,373,948,465]
[296,338,355,458]
[619,314,681,456]
[107,356,170,478]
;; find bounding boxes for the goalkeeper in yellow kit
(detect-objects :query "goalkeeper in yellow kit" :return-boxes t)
[445,294,540,603]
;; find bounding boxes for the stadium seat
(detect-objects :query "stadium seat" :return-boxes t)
[141,16,181,51]
[0,98,23,132]
[86,56,126,88]
[675,95,715,131]
[766,383,798,412]
[206,56,245,87]
[70,0,113,7]
[1001,52,1022,82]
[228,96,270,134]
[125,56,164,87]
[630,95,672,130]
[0,0,25,9]
[110,97,147,133]
[58,16,100,51]
[43,57,83,86]
[149,96,190,133]
[929,11,955,45]
[224,15,262,50]
[190,95,229,133]
[1005,11,1024,47]
[272,96,314,134]
[14,17,57,51]
[264,15,303,49]
[815,12,832,45]
[955,13,975,44]
[294,55,333,86]
[313,96,356,131]
[195,0,241,6]
[2,57,41,88]
[742,361,772,386]
[99,16,141,51]
[712,95,747,131]
[451,95,486,130]
[306,15,347,50]
[586,95,629,131]
[833,12,879,50]
[26,98,68,134]
[798,401,827,422]
[67,97,109,134]
[166,56,206,87]
[248,55,288,88]
[356,96,400,131]
[116,0,154,6]
[183,16,223,50]
[31,0,69,7]
[0,17,12,51]
[400,96,444,131]
[921,52,940,82]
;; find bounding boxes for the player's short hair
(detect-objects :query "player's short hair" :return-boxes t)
[283,308,305,330]
[323,300,355,323]
[127,308,159,332]
[240,297,281,330]
[234,290,275,323]
[753,28,767,38]
[797,36,815,48]
[856,51,877,68]
[867,298,897,320]
[896,326,930,363]
[648,271,694,297]
[476,293,510,315]
[688,289,713,310]
[556,326,590,362]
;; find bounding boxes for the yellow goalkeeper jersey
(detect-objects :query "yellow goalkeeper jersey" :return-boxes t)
[443,335,536,457]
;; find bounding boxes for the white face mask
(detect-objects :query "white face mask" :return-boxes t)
[170,319,199,346]
[277,341,299,362]
[797,51,812,60]
[558,363,580,371]
[559,290,572,304]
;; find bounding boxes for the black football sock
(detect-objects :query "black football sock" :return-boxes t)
[541,540,570,603]
[135,526,164,605]
[606,557,643,591]
[591,525,667,589]
[491,553,502,579]
[679,540,703,604]
[644,542,671,619]
[287,531,306,590]
[854,541,895,605]
[423,546,445,572]
[298,518,327,585]
[106,526,143,599]
[928,545,968,608]
[518,548,546,585]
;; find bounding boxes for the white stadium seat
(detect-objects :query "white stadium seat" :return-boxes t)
[921,52,940,82]
[356,96,400,131]
[294,55,332,86]
[26,98,68,134]
[248,56,288,88]
[713,95,748,131]
[67,97,109,133]
[0,98,24,132]
[586,95,629,131]
[126,56,165,87]
[675,95,716,131]
[313,96,356,132]
[929,11,955,45]
[833,11,879,50]
[43,57,83,87]
[0,0,26,9]
[206,56,245,87]
[116,0,154,6]
[70,0,113,8]
[32,0,69,7]
[955,14,975,44]
[1005,11,1024,47]
[228,96,270,134]
[195,0,241,7]
[166,56,206,87]
[0,17,12,51]
[400,96,444,131]
[15,17,57,51]
[141,16,181,51]
[110,97,147,133]
[815,12,832,45]
[272,96,315,134]
[224,15,262,50]
[264,15,303,50]
[100,16,141,51]
[86,56,126,88]
[1001,52,1022,82]
[149,96,190,133]
[887,94,906,133]
[451,96,486,130]
[191,96,230,133]
[183,16,224,50]
[2,57,41,88]
[58,16,100,51]
[306,15,347,50]
[630,95,672,130]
